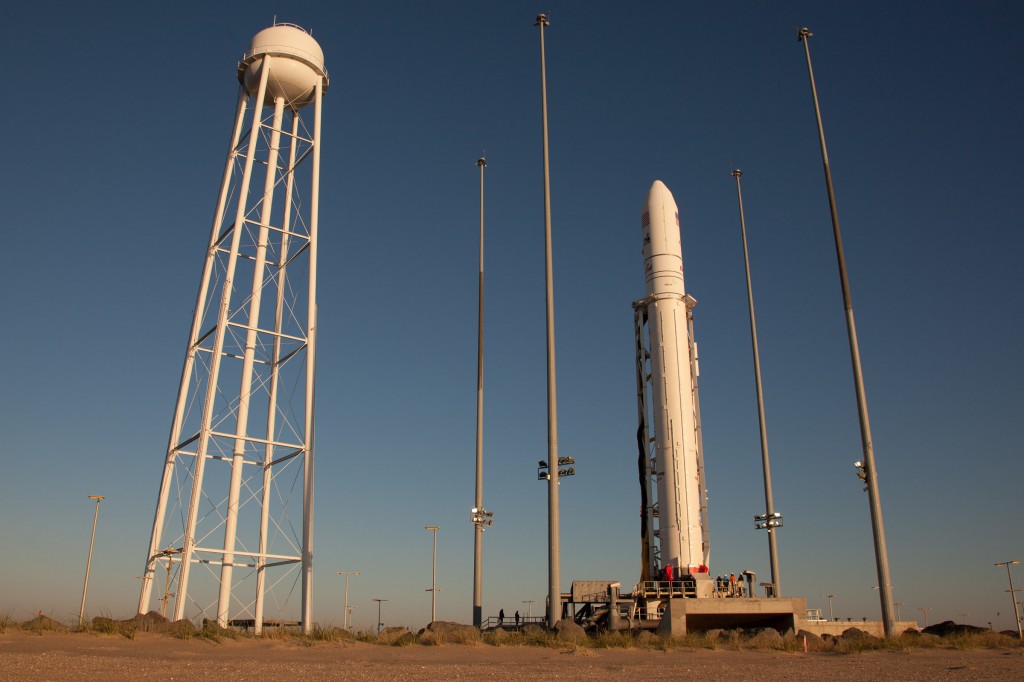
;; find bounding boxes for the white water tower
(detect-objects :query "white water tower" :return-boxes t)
[138,23,328,634]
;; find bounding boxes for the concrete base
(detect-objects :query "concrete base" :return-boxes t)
[801,621,919,637]
[655,597,807,637]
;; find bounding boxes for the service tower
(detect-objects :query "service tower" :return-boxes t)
[138,23,328,634]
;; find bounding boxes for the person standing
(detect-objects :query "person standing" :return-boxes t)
[499,608,505,626]
[515,610,520,627]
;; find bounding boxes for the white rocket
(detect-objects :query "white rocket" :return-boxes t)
[641,180,707,575]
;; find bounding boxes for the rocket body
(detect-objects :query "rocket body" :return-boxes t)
[641,180,705,573]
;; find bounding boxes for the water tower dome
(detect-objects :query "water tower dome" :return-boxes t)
[238,23,329,108]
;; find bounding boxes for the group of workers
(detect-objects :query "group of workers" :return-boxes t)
[714,573,751,597]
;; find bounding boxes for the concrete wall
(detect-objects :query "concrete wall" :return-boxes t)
[800,621,919,637]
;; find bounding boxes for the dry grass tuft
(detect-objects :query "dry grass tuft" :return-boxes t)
[591,631,635,649]
[303,623,346,643]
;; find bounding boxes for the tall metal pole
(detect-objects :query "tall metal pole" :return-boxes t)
[302,74,325,637]
[473,156,487,627]
[918,606,930,627]
[797,27,895,638]
[337,571,359,629]
[425,526,439,623]
[995,561,1023,639]
[373,598,387,635]
[535,12,561,630]
[822,594,836,621]
[732,170,781,598]
[78,495,104,628]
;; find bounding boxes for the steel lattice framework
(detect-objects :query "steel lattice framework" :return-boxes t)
[138,32,326,634]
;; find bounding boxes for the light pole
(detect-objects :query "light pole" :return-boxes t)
[471,154,492,628]
[425,526,440,624]
[894,602,904,622]
[336,571,360,630]
[918,607,931,627]
[820,594,837,621]
[732,169,782,597]
[78,495,105,628]
[798,27,896,638]
[995,561,1023,639]
[373,598,387,635]
[535,11,562,630]
[522,600,537,619]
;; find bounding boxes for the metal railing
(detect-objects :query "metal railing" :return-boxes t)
[479,615,546,630]
[634,580,697,598]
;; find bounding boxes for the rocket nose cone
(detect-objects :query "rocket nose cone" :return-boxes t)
[645,179,676,209]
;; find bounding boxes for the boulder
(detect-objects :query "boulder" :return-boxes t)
[134,611,172,633]
[23,615,69,633]
[841,626,880,642]
[796,629,827,651]
[379,626,414,645]
[421,621,480,644]
[554,618,587,643]
[922,620,987,637]
[744,627,784,649]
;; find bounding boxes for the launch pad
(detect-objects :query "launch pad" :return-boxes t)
[554,181,807,638]
[560,581,805,635]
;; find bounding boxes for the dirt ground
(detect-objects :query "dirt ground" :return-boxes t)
[1,631,1022,681]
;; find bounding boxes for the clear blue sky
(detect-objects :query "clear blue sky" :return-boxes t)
[2,0,1022,631]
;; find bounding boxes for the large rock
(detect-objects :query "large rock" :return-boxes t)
[169,619,196,638]
[379,626,414,645]
[796,629,827,651]
[841,626,880,642]
[744,627,784,649]
[923,620,987,637]
[134,611,172,633]
[420,621,481,644]
[554,618,587,643]
[23,615,69,633]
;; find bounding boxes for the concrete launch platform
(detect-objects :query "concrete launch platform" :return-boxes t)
[655,597,807,636]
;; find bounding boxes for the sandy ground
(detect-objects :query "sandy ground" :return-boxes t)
[1,631,1022,681]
